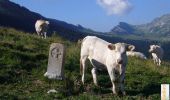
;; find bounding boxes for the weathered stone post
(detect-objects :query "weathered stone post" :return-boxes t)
[44,43,65,80]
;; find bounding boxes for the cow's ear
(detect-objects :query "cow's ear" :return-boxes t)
[151,45,156,49]
[108,44,115,50]
[150,45,152,48]
[128,45,135,51]
[127,45,135,51]
[150,45,155,48]
[46,21,50,24]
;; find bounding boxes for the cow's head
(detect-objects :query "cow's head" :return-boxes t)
[108,43,135,65]
[45,21,50,25]
[42,21,50,31]
[149,45,158,53]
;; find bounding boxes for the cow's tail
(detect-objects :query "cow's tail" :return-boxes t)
[80,58,83,75]
[80,36,90,75]
[80,36,88,75]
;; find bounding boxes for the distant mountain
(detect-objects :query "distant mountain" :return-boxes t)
[136,14,170,36]
[0,0,95,41]
[110,14,170,36]
[110,22,135,34]
[0,0,41,32]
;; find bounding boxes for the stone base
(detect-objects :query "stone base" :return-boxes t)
[44,72,64,80]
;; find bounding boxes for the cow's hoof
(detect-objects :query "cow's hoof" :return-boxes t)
[81,81,85,85]
[112,92,118,95]
[94,84,99,87]
[121,91,126,96]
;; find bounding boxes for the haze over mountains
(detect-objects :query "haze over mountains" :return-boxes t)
[0,0,170,39]
[111,14,170,36]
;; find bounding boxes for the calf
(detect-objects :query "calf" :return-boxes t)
[35,19,49,39]
[149,45,164,66]
[80,36,134,95]
[126,51,147,59]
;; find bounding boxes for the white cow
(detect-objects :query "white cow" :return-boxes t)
[35,19,49,39]
[80,36,134,95]
[126,51,147,60]
[149,45,164,66]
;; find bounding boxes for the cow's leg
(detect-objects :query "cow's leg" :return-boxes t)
[156,58,159,66]
[120,73,126,95]
[107,67,117,94]
[91,68,98,86]
[40,32,44,38]
[37,32,41,38]
[37,31,40,36]
[89,59,98,86]
[80,56,87,85]
[153,58,156,64]
[44,32,47,39]
[158,59,161,66]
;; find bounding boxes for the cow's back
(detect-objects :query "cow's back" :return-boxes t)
[35,20,42,27]
[81,36,109,65]
[81,36,109,54]
[35,20,42,31]
[36,20,49,32]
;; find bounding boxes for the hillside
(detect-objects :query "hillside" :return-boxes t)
[0,0,97,41]
[110,14,170,36]
[0,27,170,99]
[136,14,170,36]
[1,0,170,41]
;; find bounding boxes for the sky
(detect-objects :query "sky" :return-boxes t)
[11,0,170,32]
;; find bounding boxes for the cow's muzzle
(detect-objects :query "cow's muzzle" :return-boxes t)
[117,59,123,64]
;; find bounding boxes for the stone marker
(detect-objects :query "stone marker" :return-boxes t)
[44,43,65,80]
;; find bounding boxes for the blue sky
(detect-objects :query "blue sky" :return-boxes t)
[11,0,170,32]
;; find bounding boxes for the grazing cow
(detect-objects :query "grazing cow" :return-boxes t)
[149,45,164,66]
[126,51,147,59]
[35,19,49,39]
[80,36,134,95]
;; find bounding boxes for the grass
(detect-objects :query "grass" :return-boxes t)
[0,27,170,99]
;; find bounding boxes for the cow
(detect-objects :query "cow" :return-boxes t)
[126,51,147,60]
[35,19,49,39]
[80,36,134,95]
[149,45,164,66]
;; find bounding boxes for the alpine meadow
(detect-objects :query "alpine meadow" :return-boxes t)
[0,27,170,99]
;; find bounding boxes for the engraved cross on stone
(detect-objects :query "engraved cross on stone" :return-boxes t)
[51,48,62,59]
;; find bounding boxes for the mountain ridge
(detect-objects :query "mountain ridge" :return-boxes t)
[110,13,170,36]
[1,0,170,39]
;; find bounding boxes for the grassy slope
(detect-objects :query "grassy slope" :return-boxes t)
[0,27,170,100]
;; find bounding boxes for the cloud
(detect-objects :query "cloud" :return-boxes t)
[97,0,133,15]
